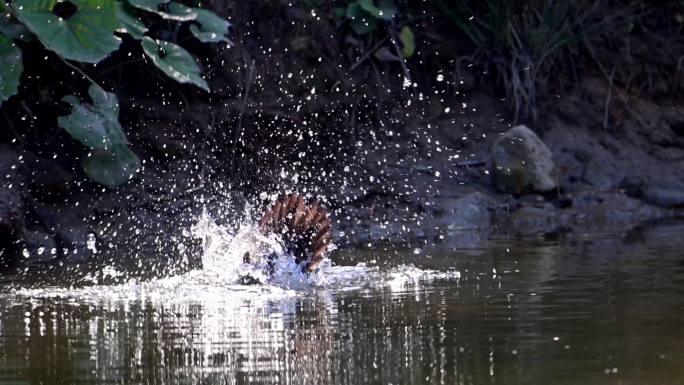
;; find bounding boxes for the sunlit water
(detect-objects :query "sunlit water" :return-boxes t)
[0,214,683,385]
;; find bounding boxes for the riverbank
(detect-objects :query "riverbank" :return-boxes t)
[0,0,683,273]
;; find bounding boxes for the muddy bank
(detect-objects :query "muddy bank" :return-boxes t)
[1,1,683,273]
[331,80,684,247]
[2,80,683,274]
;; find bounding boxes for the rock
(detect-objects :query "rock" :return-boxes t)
[642,177,684,207]
[23,155,74,203]
[435,192,493,230]
[508,204,558,230]
[21,229,57,263]
[491,125,558,195]
[30,201,94,262]
[0,145,24,265]
[619,175,646,198]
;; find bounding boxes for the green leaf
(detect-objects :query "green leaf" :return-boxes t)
[116,2,147,39]
[334,7,346,20]
[358,0,395,21]
[0,6,33,41]
[126,0,169,12]
[189,8,231,43]
[57,84,126,150]
[82,144,140,189]
[141,36,209,91]
[12,0,120,63]
[58,84,139,188]
[346,3,377,35]
[377,0,396,19]
[0,22,32,41]
[0,34,22,104]
[156,2,196,21]
[127,0,195,21]
[399,26,415,58]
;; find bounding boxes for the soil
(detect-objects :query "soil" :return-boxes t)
[0,0,683,275]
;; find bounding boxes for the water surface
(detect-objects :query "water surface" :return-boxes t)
[0,219,683,385]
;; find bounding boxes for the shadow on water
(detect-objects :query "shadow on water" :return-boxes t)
[0,218,683,384]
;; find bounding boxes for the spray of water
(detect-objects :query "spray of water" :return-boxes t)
[11,205,461,303]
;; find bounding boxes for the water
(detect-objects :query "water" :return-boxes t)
[0,216,683,385]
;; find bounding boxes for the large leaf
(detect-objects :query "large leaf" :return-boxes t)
[346,2,377,35]
[57,84,126,150]
[0,5,33,41]
[58,84,139,188]
[126,0,195,21]
[358,0,395,21]
[141,36,209,91]
[0,34,22,104]
[189,8,231,43]
[126,0,168,12]
[157,2,196,21]
[12,0,120,63]
[82,144,140,189]
[116,2,147,39]
[399,26,415,58]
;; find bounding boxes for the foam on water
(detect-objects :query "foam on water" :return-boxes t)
[13,209,461,302]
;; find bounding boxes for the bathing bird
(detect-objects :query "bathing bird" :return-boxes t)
[252,194,333,273]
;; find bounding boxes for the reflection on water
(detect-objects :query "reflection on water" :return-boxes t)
[1,220,684,384]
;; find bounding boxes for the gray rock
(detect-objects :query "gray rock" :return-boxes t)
[0,145,24,263]
[642,177,684,207]
[492,125,558,195]
[436,192,493,230]
[23,155,74,203]
[30,201,94,262]
[619,175,645,198]
[21,229,58,263]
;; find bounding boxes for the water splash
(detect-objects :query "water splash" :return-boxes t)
[12,208,461,301]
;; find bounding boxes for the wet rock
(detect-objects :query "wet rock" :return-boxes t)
[620,176,684,207]
[435,192,493,230]
[21,229,57,263]
[492,125,558,195]
[0,145,24,264]
[23,156,74,203]
[30,201,93,263]
[508,204,557,230]
[642,177,684,207]
[619,175,646,198]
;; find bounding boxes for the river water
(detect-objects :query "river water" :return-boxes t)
[0,217,682,385]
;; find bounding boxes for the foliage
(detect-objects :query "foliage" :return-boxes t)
[59,84,141,188]
[141,36,209,91]
[0,0,233,188]
[334,0,415,62]
[398,25,414,58]
[190,8,232,43]
[438,0,623,122]
[57,84,128,152]
[0,35,22,103]
[116,2,147,39]
[13,0,121,63]
[335,0,395,35]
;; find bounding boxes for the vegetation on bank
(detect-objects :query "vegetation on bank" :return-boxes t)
[0,0,681,189]
[0,0,231,187]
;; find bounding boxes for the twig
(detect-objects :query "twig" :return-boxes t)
[584,37,649,129]
[1,109,24,147]
[92,58,145,80]
[603,67,615,130]
[388,28,411,81]
[55,55,99,89]
[349,35,389,72]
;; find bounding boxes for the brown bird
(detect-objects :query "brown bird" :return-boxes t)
[255,194,333,273]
